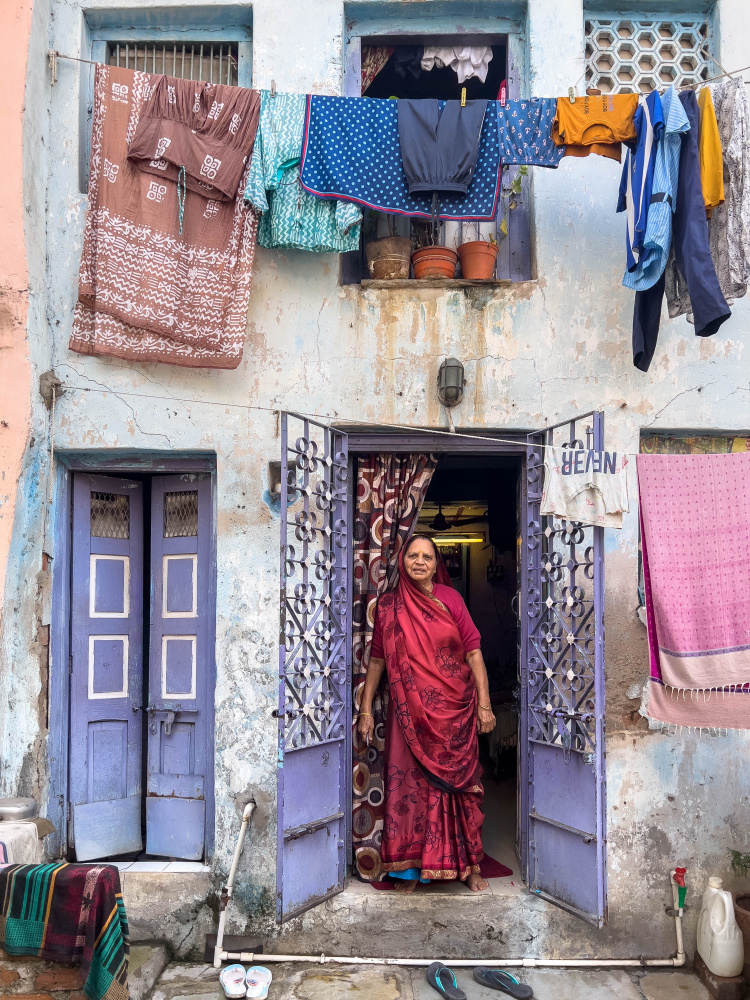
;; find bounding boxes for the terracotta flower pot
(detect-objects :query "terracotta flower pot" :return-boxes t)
[411,246,458,280]
[365,236,412,280]
[457,240,499,280]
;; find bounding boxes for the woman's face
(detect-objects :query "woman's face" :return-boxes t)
[403,538,437,586]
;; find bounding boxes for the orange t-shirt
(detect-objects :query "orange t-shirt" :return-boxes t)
[553,94,638,158]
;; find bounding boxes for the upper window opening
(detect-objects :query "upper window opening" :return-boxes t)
[106,42,239,86]
[362,43,507,100]
[585,18,709,94]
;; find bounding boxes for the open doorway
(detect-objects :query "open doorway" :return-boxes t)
[416,455,522,887]
[350,451,523,894]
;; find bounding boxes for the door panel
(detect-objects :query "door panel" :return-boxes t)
[277,414,350,922]
[524,413,607,926]
[70,475,144,860]
[146,474,212,860]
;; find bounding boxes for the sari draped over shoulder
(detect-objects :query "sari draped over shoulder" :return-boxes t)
[376,552,484,880]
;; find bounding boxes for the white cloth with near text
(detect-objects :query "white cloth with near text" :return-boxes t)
[541,447,630,529]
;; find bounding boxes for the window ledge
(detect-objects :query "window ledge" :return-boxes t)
[360,278,521,290]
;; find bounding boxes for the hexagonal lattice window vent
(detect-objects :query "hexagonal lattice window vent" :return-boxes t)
[585,18,709,94]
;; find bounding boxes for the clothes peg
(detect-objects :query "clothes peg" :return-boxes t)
[270,79,277,97]
[568,86,576,104]
[461,87,466,107]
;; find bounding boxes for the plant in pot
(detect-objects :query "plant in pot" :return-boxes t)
[457,230,499,280]
[410,219,458,280]
[364,215,412,280]
[456,165,529,280]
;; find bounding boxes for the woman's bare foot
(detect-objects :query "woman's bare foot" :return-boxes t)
[392,878,419,894]
[467,872,489,891]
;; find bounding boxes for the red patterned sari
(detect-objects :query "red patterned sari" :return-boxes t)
[376,554,484,880]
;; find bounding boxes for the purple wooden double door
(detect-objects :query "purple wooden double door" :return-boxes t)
[69,473,213,861]
[276,412,607,927]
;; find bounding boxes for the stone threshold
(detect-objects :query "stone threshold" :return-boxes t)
[112,861,211,873]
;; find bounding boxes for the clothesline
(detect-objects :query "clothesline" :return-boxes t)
[47,48,750,93]
[55,379,669,457]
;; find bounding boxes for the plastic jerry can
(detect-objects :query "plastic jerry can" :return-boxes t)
[697,877,744,978]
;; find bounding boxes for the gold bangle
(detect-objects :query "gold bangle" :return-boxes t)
[478,705,492,711]
[359,711,373,717]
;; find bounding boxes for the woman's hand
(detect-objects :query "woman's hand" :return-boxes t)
[358,711,375,744]
[477,705,496,734]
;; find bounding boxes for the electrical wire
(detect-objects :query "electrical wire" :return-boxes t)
[56,381,640,456]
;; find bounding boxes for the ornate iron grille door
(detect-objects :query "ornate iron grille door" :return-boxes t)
[276,414,350,922]
[523,412,607,927]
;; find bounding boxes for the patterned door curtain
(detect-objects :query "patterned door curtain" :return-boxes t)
[352,453,437,880]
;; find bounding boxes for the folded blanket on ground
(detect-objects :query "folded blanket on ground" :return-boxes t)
[0,862,129,1000]
[638,452,750,729]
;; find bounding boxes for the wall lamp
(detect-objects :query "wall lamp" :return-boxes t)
[437,357,465,407]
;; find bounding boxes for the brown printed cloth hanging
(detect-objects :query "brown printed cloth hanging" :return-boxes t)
[69,64,259,369]
[127,75,259,201]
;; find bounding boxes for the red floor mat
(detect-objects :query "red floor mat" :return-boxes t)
[368,853,512,889]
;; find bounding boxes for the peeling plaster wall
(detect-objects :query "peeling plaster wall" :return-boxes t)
[3,0,750,959]
[0,0,52,800]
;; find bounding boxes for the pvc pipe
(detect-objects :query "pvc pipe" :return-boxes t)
[213,800,256,969]
[216,853,685,971]
[220,953,685,968]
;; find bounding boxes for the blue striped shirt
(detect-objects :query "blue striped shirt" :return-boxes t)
[623,86,691,291]
[618,91,664,274]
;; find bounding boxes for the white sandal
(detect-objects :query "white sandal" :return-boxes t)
[245,966,272,999]
[219,964,247,999]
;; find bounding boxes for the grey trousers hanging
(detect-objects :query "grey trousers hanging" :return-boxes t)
[632,89,730,371]
[397,99,488,195]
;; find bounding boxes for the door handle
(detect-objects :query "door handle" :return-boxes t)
[164,710,176,736]
[510,593,519,620]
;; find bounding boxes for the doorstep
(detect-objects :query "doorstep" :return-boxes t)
[112,861,211,873]
[342,874,524,898]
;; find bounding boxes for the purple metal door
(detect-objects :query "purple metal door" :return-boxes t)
[522,412,607,926]
[70,475,144,860]
[146,475,213,860]
[277,414,350,922]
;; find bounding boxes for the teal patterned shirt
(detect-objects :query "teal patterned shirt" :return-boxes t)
[244,91,362,252]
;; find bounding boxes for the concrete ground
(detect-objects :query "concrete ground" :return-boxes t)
[149,961,714,1000]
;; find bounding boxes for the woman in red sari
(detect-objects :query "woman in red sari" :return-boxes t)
[358,535,496,893]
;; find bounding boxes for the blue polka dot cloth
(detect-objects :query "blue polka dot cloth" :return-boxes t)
[300,95,502,220]
[497,98,565,168]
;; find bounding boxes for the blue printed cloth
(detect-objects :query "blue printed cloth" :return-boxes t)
[497,98,565,167]
[623,86,690,291]
[618,91,665,273]
[300,95,502,220]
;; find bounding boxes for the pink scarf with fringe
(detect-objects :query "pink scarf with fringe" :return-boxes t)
[638,452,750,730]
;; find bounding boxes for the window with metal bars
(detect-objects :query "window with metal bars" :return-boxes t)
[585,18,710,94]
[79,7,252,193]
[106,41,239,87]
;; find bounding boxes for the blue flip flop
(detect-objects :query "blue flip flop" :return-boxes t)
[473,968,534,999]
[426,962,466,1000]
